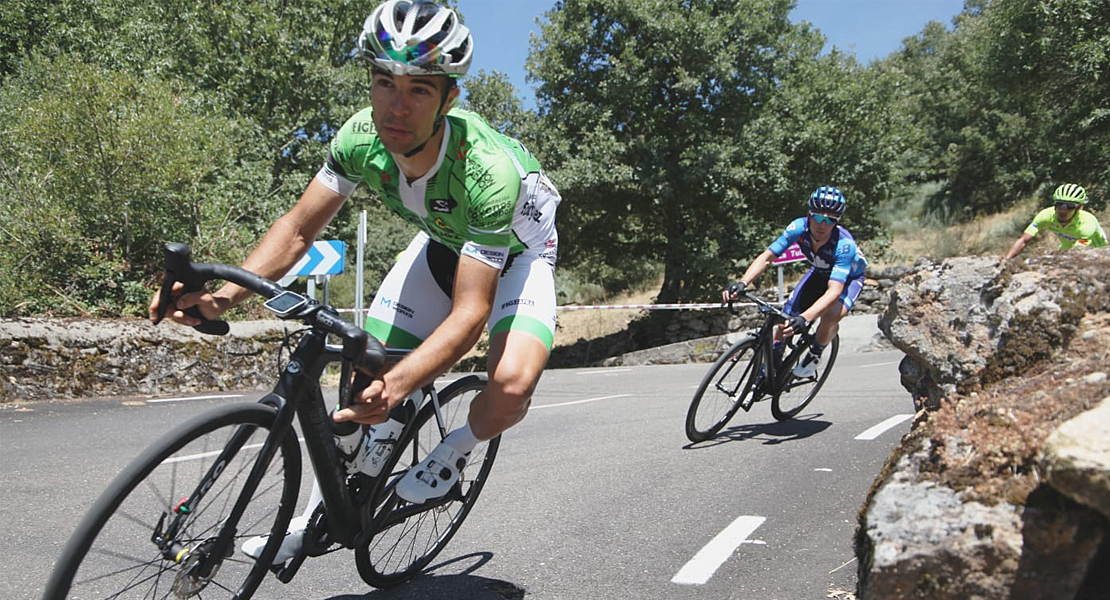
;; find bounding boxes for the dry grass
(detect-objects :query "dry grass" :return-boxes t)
[884,201,1110,266]
[553,285,660,348]
[883,202,1031,266]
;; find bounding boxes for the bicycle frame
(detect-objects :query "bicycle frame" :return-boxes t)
[736,295,818,406]
[44,243,497,599]
[149,243,456,576]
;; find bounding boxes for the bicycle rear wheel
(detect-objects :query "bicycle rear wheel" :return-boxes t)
[771,334,839,421]
[685,336,763,442]
[355,374,499,588]
[42,403,301,600]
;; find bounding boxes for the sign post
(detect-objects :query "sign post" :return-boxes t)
[771,243,806,304]
[279,240,346,304]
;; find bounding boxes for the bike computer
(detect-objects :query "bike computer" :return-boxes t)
[263,291,308,317]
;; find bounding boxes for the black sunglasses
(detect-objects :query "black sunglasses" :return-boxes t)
[1055,201,1080,210]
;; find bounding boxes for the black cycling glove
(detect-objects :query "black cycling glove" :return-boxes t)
[727,281,747,296]
[786,315,809,333]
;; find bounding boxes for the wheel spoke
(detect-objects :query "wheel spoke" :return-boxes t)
[44,405,299,600]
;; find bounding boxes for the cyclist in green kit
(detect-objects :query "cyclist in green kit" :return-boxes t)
[1005,183,1106,259]
[150,0,560,564]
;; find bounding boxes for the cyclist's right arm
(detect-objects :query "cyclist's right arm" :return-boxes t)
[1005,208,1051,259]
[148,178,348,327]
[723,221,800,302]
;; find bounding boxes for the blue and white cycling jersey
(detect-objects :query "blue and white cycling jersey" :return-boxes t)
[768,217,867,283]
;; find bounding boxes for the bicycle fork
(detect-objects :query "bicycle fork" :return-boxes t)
[152,393,292,581]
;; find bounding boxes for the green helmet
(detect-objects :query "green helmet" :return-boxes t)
[1052,183,1087,204]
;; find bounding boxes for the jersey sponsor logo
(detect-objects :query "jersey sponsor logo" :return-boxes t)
[430,197,457,213]
[468,198,514,224]
[462,245,507,264]
[1053,231,1080,242]
[378,297,414,319]
[466,162,497,191]
[474,171,495,191]
[432,218,463,240]
[501,298,535,310]
[520,199,543,223]
[352,121,374,135]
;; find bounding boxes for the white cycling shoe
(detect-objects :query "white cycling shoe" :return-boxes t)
[240,515,308,564]
[396,443,468,504]
[792,350,821,377]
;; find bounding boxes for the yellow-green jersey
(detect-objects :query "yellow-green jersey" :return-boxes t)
[1023,207,1107,249]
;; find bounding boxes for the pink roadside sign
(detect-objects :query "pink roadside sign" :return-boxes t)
[772,243,806,265]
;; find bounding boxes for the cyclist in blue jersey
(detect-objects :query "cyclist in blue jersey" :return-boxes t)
[722,186,867,376]
[151,0,560,563]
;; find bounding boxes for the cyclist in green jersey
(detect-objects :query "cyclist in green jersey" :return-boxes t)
[1005,183,1107,259]
[150,0,561,563]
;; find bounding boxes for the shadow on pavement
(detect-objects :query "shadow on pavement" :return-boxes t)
[685,413,831,449]
[325,552,526,600]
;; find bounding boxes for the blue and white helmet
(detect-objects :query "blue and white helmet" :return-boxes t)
[808,186,846,217]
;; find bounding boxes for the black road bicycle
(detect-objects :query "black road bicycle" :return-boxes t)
[42,243,499,599]
[685,290,839,442]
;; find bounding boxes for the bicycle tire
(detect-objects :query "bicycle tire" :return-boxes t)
[685,335,762,442]
[355,374,499,588]
[771,334,839,421]
[42,403,301,600]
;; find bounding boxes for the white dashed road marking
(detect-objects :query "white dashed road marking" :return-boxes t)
[855,414,913,440]
[148,394,246,404]
[672,515,767,585]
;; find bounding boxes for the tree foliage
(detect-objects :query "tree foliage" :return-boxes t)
[883,0,1110,216]
[0,54,275,316]
[530,0,897,301]
[1,0,1107,316]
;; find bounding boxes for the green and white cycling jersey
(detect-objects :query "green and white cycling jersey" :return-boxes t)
[316,106,560,269]
[1023,207,1108,250]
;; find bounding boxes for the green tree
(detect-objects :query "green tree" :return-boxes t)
[982,0,1110,207]
[6,0,372,197]
[738,50,899,258]
[0,54,275,316]
[530,0,894,301]
[880,0,1110,217]
[462,69,536,142]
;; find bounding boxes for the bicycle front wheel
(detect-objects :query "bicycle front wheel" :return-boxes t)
[771,334,839,421]
[685,335,762,442]
[43,403,301,600]
[355,374,499,588]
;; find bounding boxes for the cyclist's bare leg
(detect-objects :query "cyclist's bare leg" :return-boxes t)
[814,302,848,347]
[468,329,549,440]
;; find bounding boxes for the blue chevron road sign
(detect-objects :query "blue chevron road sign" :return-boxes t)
[289,240,346,276]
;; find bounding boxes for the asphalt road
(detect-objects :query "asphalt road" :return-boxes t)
[2,316,913,600]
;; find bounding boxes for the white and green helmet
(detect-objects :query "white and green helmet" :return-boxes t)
[1053,183,1087,204]
[358,0,473,78]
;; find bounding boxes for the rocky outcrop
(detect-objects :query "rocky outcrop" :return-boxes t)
[860,247,1110,599]
[880,253,1109,411]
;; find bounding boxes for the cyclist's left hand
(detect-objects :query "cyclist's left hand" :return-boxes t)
[782,315,809,337]
[722,281,746,304]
